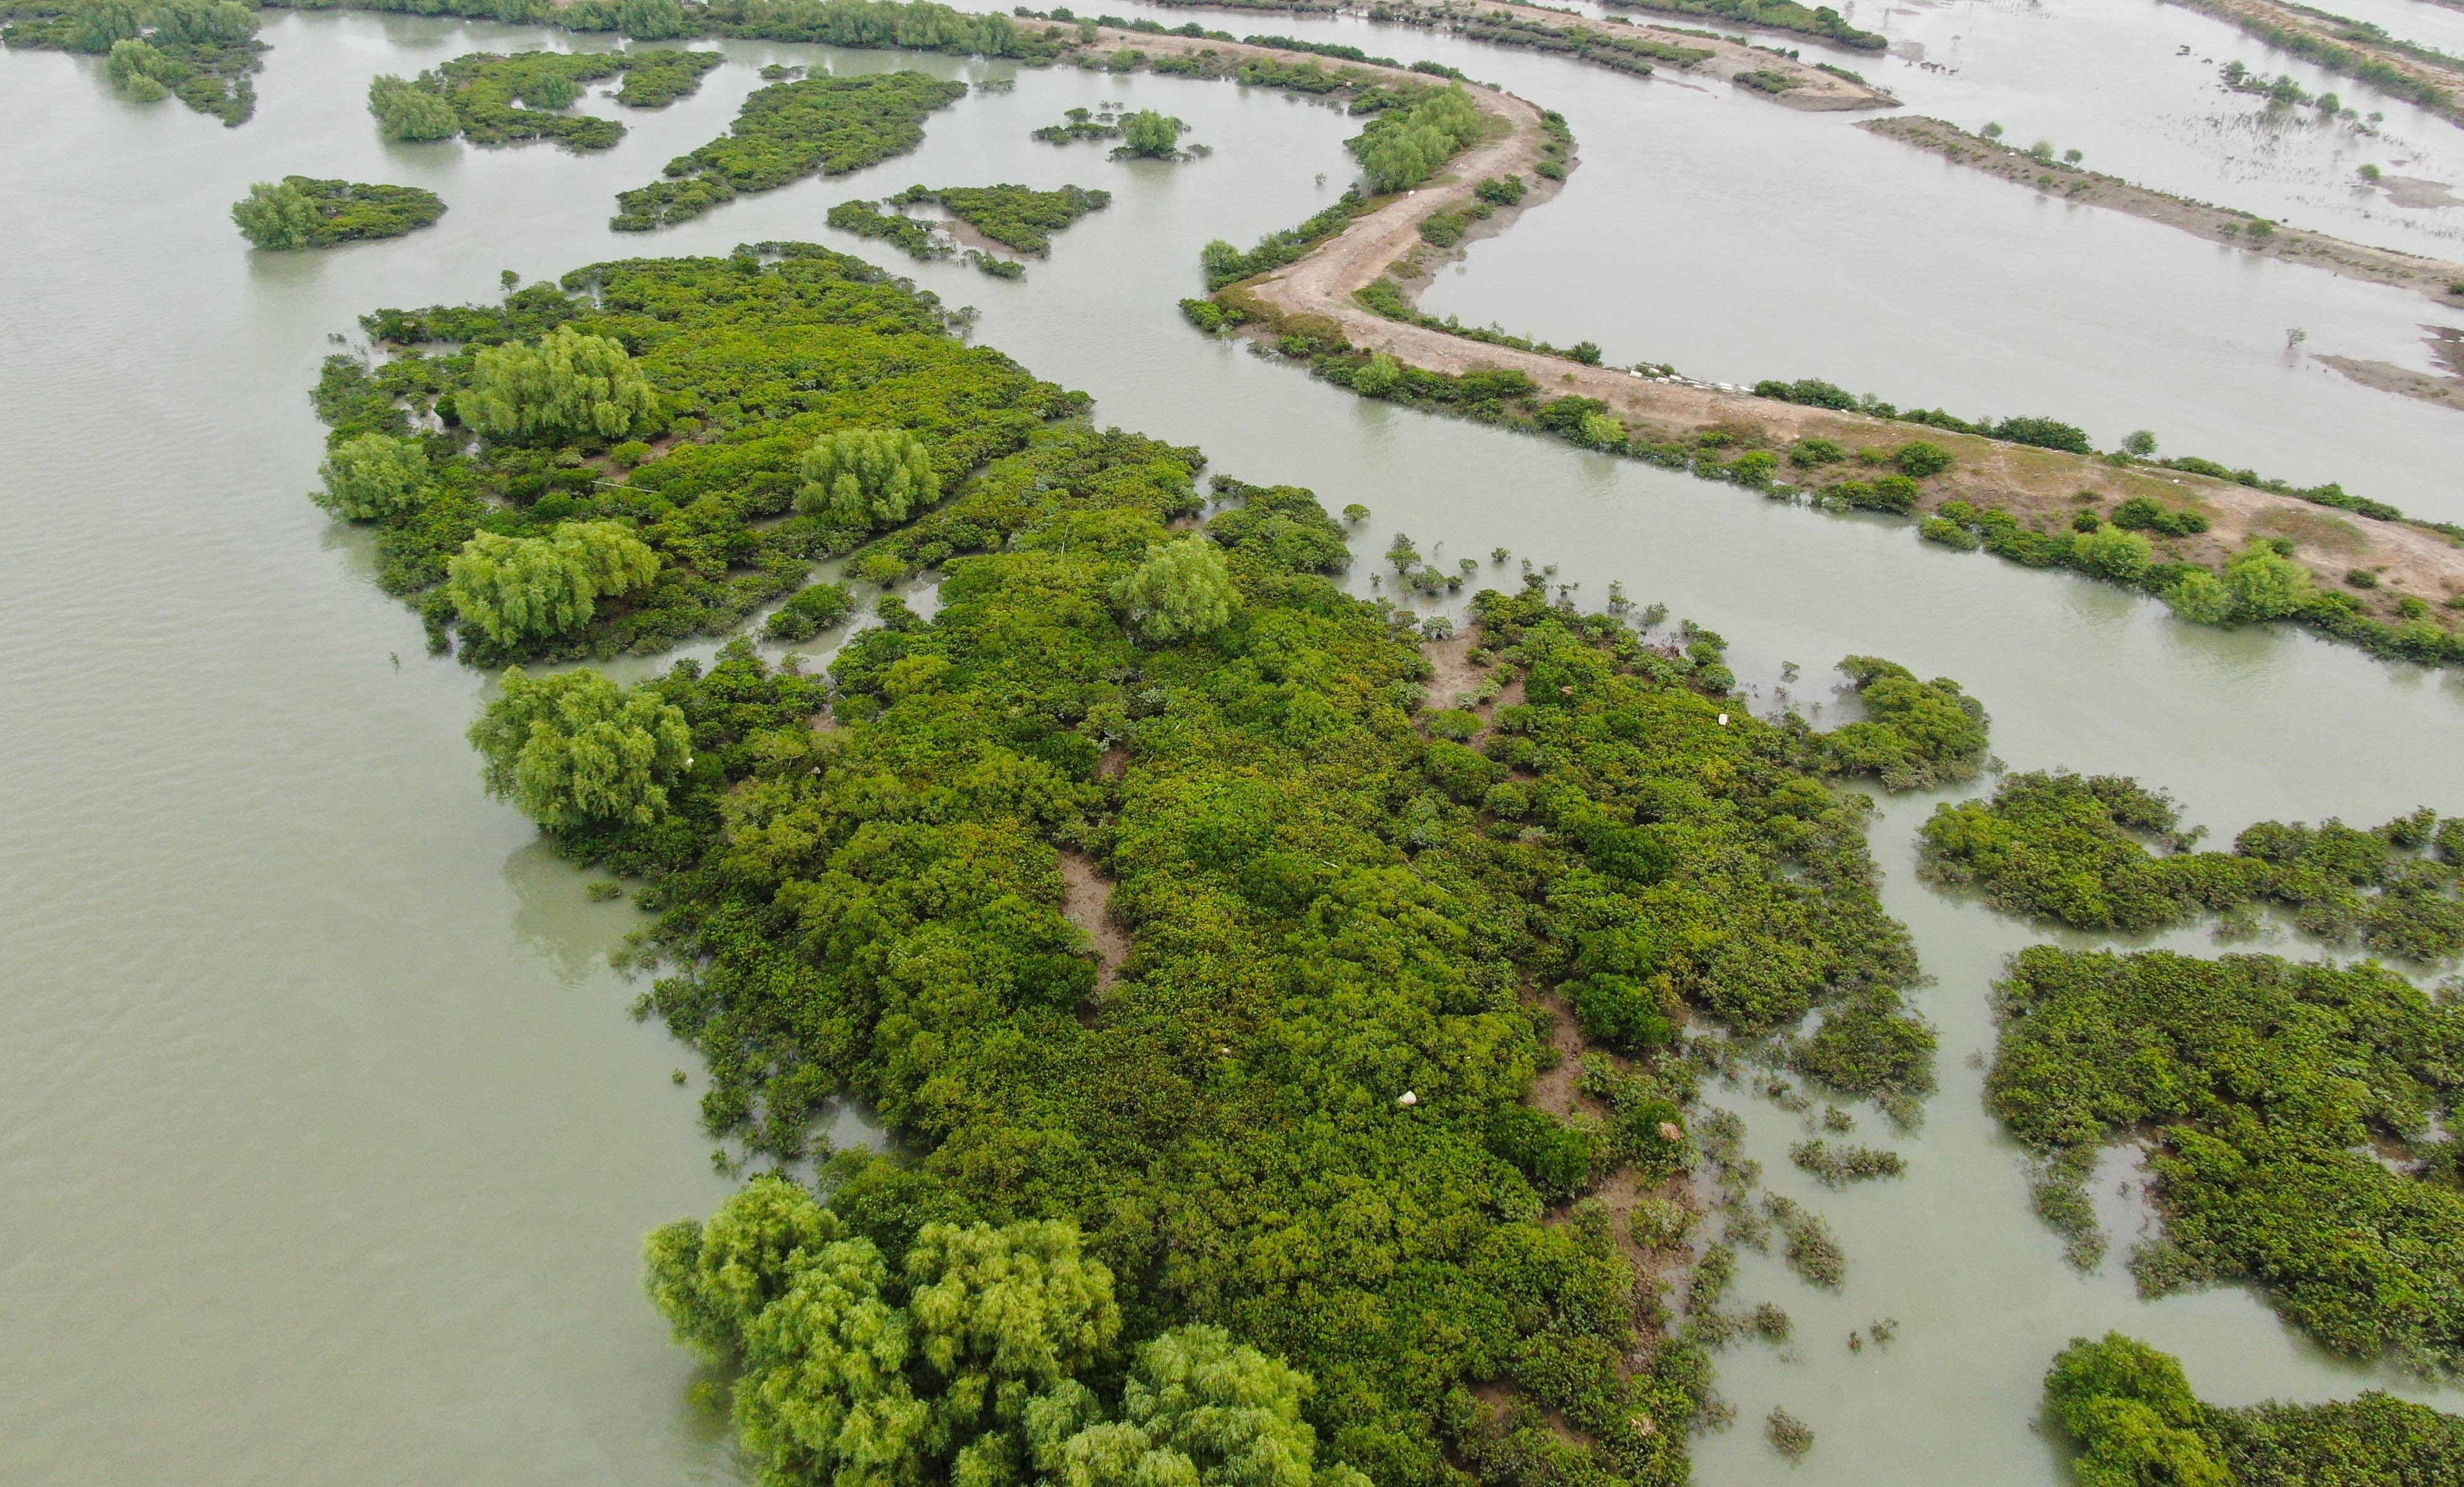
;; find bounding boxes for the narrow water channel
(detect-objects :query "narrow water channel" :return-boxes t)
[2,14,2459,1487]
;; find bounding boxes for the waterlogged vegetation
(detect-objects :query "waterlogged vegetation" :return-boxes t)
[829,184,1108,273]
[2,0,262,124]
[1919,771,2464,960]
[1030,103,1120,144]
[610,70,967,230]
[2046,1334,2464,1487]
[1990,947,2464,1371]
[923,180,1109,250]
[367,48,724,148]
[474,475,1953,1486]
[310,193,2028,1481]
[230,176,444,249]
[2171,0,2464,127]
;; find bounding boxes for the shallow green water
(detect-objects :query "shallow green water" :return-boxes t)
[2,13,2461,1487]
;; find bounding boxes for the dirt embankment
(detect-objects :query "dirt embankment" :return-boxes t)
[1865,115,2464,309]
[2164,0,2464,127]
[1218,77,2464,609]
[1866,115,2464,413]
[1092,1,1893,108]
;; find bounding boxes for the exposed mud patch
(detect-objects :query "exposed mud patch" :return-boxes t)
[1058,848,1128,991]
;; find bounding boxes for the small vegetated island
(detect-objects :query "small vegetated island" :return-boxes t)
[2,0,264,124]
[1031,102,1121,143]
[231,175,445,249]
[610,70,967,230]
[829,182,1109,277]
[304,224,2003,1485]
[367,47,724,148]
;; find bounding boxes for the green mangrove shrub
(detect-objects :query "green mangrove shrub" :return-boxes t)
[1112,535,1236,643]
[1114,107,1184,158]
[1814,655,1988,791]
[463,326,660,443]
[469,665,692,828]
[795,426,939,532]
[2045,1333,2464,1487]
[315,431,431,520]
[1352,84,1487,193]
[446,520,659,646]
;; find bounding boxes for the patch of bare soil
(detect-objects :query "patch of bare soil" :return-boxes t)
[2317,354,2464,410]
[1421,633,1484,710]
[2377,174,2463,209]
[1058,849,1128,991]
[1528,991,1589,1117]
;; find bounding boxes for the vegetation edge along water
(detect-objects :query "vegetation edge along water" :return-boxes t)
[31,0,2455,667]
[2044,1333,2464,1484]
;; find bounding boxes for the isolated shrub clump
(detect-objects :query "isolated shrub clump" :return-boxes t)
[232,177,445,250]
[1814,655,1988,790]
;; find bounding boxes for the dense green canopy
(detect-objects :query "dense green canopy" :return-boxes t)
[2046,1334,2464,1487]
[1994,949,2464,1369]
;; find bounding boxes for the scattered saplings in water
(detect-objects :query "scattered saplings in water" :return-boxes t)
[1766,1407,1816,1461]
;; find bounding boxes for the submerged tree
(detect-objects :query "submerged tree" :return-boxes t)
[462,325,659,442]
[1116,109,1184,159]
[795,426,938,530]
[445,519,657,646]
[468,666,691,827]
[1113,537,1235,644]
